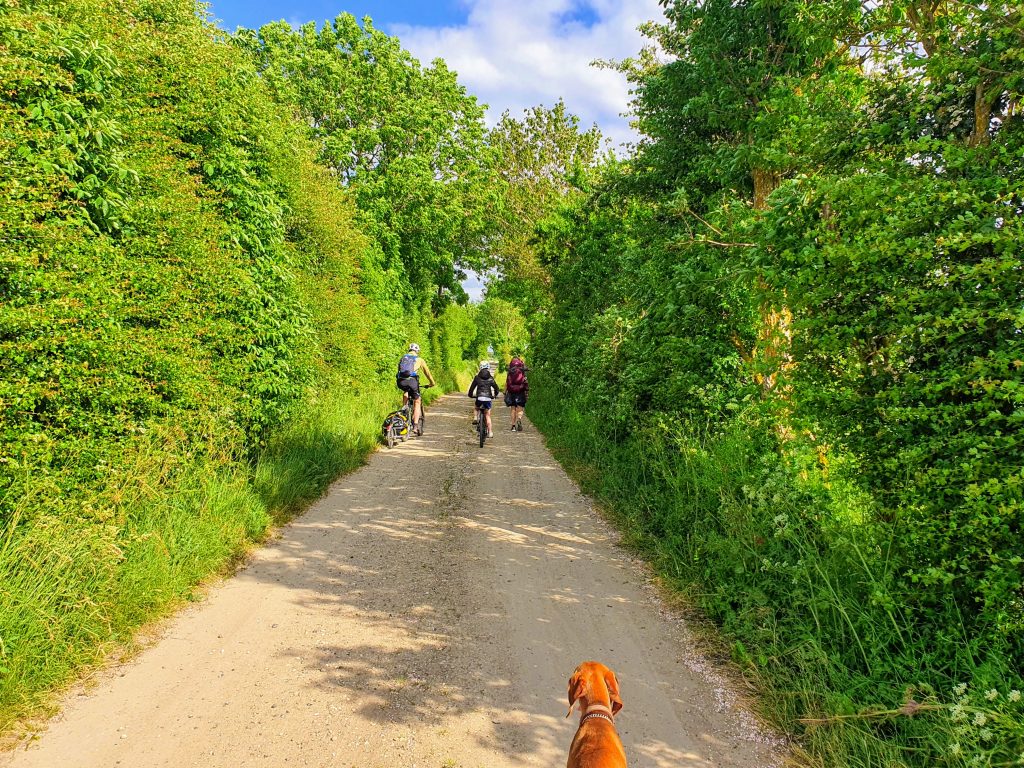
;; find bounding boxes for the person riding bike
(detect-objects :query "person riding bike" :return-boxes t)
[396,343,436,435]
[504,356,529,431]
[468,361,500,439]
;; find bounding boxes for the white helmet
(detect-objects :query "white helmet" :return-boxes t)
[479,360,490,370]
[408,343,420,353]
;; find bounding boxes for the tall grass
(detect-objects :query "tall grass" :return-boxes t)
[0,377,435,731]
[254,380,394,520]
[0,441,265,726]
[527,375,1024,768]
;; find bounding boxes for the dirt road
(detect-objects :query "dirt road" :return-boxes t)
[3,395,785,768]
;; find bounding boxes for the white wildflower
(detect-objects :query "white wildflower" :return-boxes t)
[949,743,962,756]
[973,712,987,726]
[954,683,968,696]
[985,689,999,701]
[1008,690,1021,703]
[950,704,966,721]
[979,728,993,742]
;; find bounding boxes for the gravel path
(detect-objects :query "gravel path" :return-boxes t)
[3,395,786,768]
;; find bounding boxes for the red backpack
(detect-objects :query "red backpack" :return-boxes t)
[506,362,527,393]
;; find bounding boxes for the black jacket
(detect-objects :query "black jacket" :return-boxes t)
[468,371,500,400]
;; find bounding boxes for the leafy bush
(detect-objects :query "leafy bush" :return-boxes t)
[762,165,1024,665]
[529,2,1024,765]
[0,0,482,727]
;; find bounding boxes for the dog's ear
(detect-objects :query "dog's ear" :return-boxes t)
[566,671,587,718]
[604,669,623,716]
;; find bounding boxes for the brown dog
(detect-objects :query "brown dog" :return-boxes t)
[566,661,627,768]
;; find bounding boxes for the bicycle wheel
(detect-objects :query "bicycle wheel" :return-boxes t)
[478,413,486,447]
[416,389,429,435]
[386,424,396,449]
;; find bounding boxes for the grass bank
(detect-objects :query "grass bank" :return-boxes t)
[527,374,1024,768]
[0,376,449,732]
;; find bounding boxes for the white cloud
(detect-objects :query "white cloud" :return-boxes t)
[389,0,664,152]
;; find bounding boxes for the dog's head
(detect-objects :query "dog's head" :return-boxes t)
[566,661,623,718]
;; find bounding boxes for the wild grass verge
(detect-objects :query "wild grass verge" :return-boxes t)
[527,375,1024,768]
[0,377,443,733]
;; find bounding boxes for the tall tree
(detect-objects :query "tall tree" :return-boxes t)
[472,297,529,366]
[484,101,604,325]
[626,0,865,207]
[236,15,497,300]
[867,1,1023,147]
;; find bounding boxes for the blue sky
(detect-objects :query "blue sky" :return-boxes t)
[207,1,470,32]
[207,1,605,37]
[204,1,662,153]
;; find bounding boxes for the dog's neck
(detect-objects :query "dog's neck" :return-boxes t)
[577,702,614,724]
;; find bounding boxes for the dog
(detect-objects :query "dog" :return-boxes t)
[565,661,627,768]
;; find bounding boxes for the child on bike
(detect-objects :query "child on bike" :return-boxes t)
[468,361,500,438]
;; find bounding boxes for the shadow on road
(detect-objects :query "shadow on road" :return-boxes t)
[224,395,775,767]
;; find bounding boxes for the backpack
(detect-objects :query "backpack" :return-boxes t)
[473,371,495,400]
[397,353,418,379]
[506,364,527,393]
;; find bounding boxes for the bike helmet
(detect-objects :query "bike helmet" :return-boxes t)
[408,343,420,353]
[479,360,490,370]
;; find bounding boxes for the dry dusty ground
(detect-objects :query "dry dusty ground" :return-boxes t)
[2,395,787,768]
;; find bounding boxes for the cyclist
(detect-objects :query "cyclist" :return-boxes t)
[396,343,436,435]
[468,361,500,439]
[504,356,529,431]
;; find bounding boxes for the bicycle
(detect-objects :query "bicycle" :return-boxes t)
[384,384,431,449]
[473,397,493,448]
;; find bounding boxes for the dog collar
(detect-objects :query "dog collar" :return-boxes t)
[580,712,615,726]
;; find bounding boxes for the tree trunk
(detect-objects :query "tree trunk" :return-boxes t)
[906,1,941,57]
[752,168,780,210]
[969,81,997,147]
[750,170,790,404]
